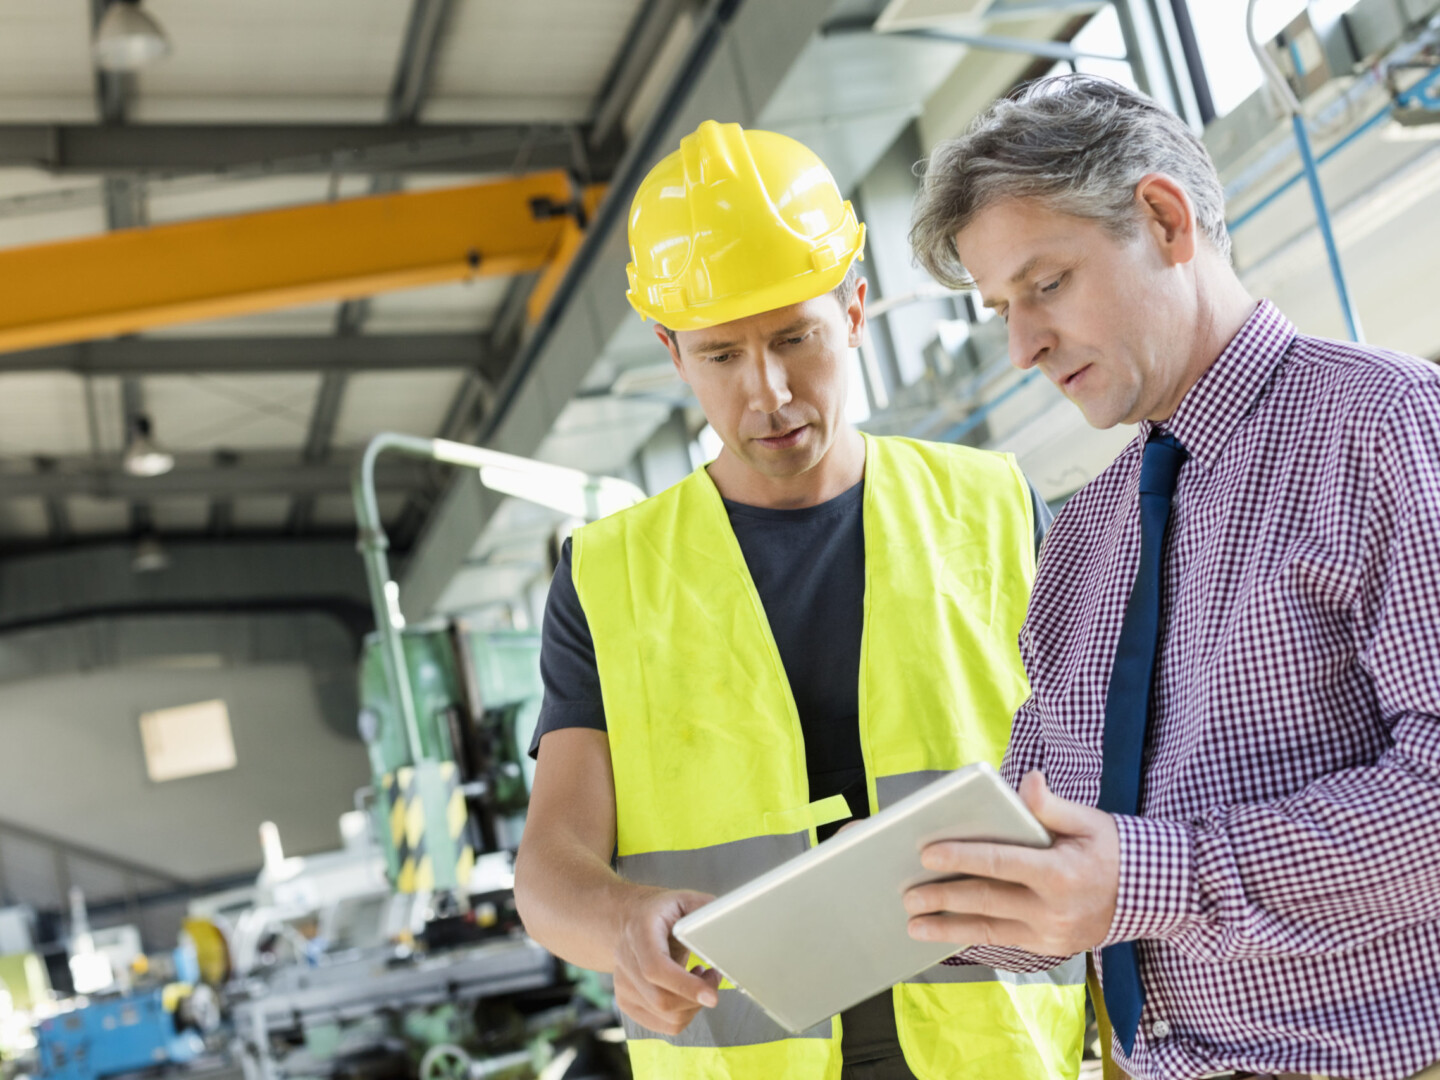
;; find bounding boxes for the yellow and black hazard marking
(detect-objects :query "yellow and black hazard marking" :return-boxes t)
[449,774,476,885]
[384,761,476,893]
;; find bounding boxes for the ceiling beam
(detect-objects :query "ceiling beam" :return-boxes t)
[0,334,488,376]
[286,371,349,532]
[0,172,576,355]
[0,123,598,177]
[590,0,692,150]
[388,0,456,125]
[291,0,457,536]
[436,275,532,444]
[0,453,427,500]
[34,458,72,543]
[90,0,129,127]
[91,0,155,541]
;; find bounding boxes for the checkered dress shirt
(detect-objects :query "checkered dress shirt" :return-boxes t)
[958,301,1440,1080]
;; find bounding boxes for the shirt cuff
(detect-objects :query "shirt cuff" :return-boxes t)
[942,946,1069,974]
[1103,815,1200,945]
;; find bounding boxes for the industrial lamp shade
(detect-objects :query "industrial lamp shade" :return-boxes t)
[94,1,171,73]
[123,415,175,478]
[131,535,171,574]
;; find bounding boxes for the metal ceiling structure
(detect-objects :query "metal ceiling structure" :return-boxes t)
[0,0,1437,625]
[0,0,689,556]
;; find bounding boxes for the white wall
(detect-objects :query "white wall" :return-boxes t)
[0,662,370,887]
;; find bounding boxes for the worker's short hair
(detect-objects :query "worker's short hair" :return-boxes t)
[660,262,862,348]
[910,74,1232,289]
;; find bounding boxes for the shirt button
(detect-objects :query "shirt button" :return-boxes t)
[1151,1020,1171,1039]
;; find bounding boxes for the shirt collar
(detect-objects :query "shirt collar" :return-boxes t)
[1138,300,1296,470]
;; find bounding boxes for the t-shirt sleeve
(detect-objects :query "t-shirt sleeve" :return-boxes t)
[528,537,607,759]
[1027,476,1054,559]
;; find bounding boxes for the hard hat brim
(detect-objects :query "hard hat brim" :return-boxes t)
[628,247,863,333]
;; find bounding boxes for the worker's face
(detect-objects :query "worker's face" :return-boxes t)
[954,190,1197,428]
[662,281,866,479]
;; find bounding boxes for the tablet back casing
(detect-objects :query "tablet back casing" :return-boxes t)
[671,762,1050,1034]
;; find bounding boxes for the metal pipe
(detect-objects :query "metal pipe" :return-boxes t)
[1238,0,1363,343]
[353,433,646,768]
[936,369,1045,445]
[1227,101,1395,232]
[1111,0,1156,99]
[354,435,428,767]
[1291,111,1365,342]
[1166,0,1216,126]
[884,26,1129,63]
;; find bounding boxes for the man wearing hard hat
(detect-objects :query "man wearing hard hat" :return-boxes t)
[514,120,1085,1080]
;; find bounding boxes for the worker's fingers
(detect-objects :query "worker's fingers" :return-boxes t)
[693,965,723,992]
[615,962,695,1014]
[618,989,700,1032]
[613,971,703,1035]
[628,891,719,1008]
[906,912,1035,950]
[919,838,1052,888]
[903,875,1036,924]
[635,939,719,1008]
[1018,771,1100,837]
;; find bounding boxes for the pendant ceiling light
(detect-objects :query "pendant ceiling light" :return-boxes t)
[93,0,171,73]
[131,533,171,574]
[123,415,175,478]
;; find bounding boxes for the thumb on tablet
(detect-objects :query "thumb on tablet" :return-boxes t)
[1019,771,1083,835]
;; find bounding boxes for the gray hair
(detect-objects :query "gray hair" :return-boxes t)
[662,262,862,346]
[910,75,1232,289]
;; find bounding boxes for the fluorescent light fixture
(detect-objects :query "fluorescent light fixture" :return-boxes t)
[478,465,644,520]
[1382,119,1440,141]
[480,465,589,519]
[123,415,174,477]
[93,1,171,72]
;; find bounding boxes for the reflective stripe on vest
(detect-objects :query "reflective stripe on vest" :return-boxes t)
[623,990,831,1047]
[574,433,1086,1080]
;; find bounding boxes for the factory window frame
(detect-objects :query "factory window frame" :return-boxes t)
[139,699,238,783]
[1181,0,1308,118]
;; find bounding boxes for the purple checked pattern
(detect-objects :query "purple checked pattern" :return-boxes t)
[955,302,1440,1080]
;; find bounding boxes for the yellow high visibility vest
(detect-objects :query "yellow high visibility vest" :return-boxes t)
[572,433,1085,1080]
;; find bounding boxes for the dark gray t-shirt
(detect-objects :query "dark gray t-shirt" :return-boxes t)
[529,473,1049,1074]
[530,476,1051,804]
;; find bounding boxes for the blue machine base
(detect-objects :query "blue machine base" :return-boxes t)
[37,989,203,1080]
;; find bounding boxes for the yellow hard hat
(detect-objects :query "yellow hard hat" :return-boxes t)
[625,120,865,332]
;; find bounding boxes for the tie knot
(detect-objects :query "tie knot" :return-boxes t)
[1139,432,1187,497]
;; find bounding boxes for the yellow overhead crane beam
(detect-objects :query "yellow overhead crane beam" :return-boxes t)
[526,183,608,326]
[0,170,581,355]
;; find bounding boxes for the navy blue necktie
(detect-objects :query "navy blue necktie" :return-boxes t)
[1097,431,1188,1055]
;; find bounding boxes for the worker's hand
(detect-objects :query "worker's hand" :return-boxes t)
[903,771,1120,957]
[612,888,723,1036]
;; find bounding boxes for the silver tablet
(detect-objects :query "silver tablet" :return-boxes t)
[672,762,1049,1034]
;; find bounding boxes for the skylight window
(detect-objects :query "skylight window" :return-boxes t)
[139,699,238,783]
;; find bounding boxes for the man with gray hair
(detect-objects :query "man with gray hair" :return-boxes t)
[901,75,1440,1080]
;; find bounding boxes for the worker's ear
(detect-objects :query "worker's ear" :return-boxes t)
[1134,173,1197,268]
[656,325,689,385]
[845,278,868,349]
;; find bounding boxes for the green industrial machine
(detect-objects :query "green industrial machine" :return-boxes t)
[357,623,543,893]
[277,432,645,1080]
[352,433,641,903]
